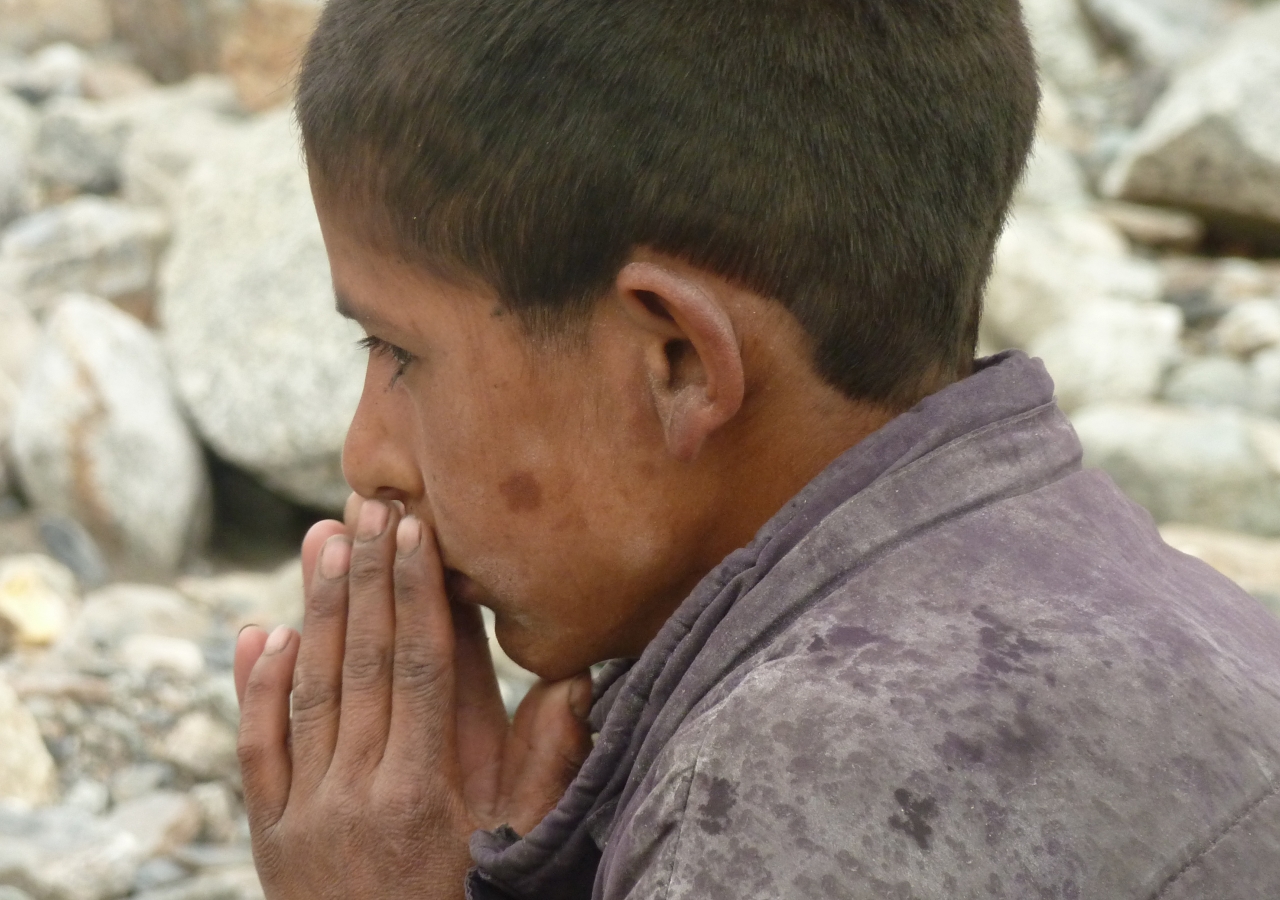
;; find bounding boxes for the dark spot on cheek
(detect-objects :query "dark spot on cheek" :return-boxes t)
[498,472,543,513]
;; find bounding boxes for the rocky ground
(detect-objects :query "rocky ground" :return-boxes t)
[1,0,1279,897]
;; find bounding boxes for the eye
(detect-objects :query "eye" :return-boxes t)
[357,335,417,385]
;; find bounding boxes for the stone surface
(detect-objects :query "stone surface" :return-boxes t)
[59,582,209,668]
[1104,4,1280,240]
[0,676,57,804]
[108,790,203,858]
[1160,523,1280,610]
[1095,200,1205,250]
[12,296,209,575]
[983,209,1164,349]
[157,711,238,781]
[1030,301,1182,411]
[177,557,303,630]
[0,91,35,229]
[0,42,87,104]
[0,0,112,54]
[107,0,248,84]
[1082,0,1229,70]
[1213,297,1280,357]
[1021,0,1106,91]
[220,0,321,112]
[1163,354,1253,409]
[0,553,77,648]
[160,109,363,511]
[1014,136,1091,210]
[32,97,131,196]
[0,198,170,318]
[1073,402,1280,536]
[0,803,142,900]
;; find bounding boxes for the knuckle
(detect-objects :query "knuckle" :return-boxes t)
[347,549,389,588]
[289,678,341,718]
[236,737,268,772]
[305,580,346,620]
[392,647,447,690]
[343,642,393,687]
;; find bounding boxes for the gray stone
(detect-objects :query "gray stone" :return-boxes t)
[1014,136,1091,210]
[1163,355,1253,409]
[1213,297,1280,357]
[1029,302,1182,412]
[131,869,262,900]
[188,782,239,844]
[0,198,170,318]
[11,296,210,575]
[176,557,303,630]
[134,858,189,893]
[1073,402,1280,536]
[60,583,209,668]
[1251,347,1280,418]
[1081,0,1229,71]
[0,294,39,490]
[0,42,87,104]
[0,0,112,55]
[0,91,35,228]
[0,885,34,900]
[0,803,142,900]
[1104,4,1280,239]
[1021,0,1106,91]
[32,97,131,196]
[0,676,57,804]
[110,762,174,805]
[160,109,364,511]
[982,209,1164,349]
[108,790,202,858]
[157,712,238,781]
[62,778,108,814]
[1095,200,1205,250]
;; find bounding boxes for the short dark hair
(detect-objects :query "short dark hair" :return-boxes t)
[297,0,1039,409]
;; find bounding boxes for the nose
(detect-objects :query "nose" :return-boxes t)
[341,362,422,506]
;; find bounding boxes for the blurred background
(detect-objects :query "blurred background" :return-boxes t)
[0,0,1278,896]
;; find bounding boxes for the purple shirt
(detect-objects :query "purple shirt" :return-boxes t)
[468,351,1280,899]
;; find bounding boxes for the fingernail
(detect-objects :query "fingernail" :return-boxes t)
[237,623,259,638]
[396,515,422,557]
[568,674,592,720]
[264,625,291,655]
[357,500,390,540]
[319,535,352,579]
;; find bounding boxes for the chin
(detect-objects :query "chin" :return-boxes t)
[492,615,594,683]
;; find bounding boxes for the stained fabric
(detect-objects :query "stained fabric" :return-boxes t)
[467,351,1280,899]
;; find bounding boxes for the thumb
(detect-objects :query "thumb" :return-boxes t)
[504,672,594,835]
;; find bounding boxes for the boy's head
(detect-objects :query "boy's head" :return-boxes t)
[298,0,1039,677]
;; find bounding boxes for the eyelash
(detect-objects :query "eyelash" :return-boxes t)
[357,335,416,384]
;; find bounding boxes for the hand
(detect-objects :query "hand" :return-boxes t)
[234,495,593,900]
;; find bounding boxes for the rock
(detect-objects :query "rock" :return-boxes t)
[38,515,109,589]
[0,0,112,54]
[158,712,238,781]
[1095,200,1205,250]
[60,583,209,668]
[120,634,206,679]
[1014,136,1090,210]
[134,858,189,893]
[0,198,170,319]
[177,557,303,630]
[1160,523,1280,612]
[1213,298,1280,358]
[1021,0,1105,91]
[1073,402,1280,536]
[982,209,1164,349]
[0,677,57,804]
[0,553,77,648]
[62,778,108,814]
[0,885,34,900]
[80,57,155,103]
[109,762,173,804]
[108,791,202,858]
[160,109,364,511]
[1249,347,1280,417]
[220,0,322,112]
[0,92,35,229]
[11,296,210,575]
[189,781,239,844]
[0,292,39,385]
[32,96,132,196]
[1104,5,1280,244]
[1163,355,1253,409]
[1031,302,1182,412]
[132,868,263,900]
[0,803,142,900]
[106,0,247,84]
[1081,0,1228,71]
[0,42,87,103]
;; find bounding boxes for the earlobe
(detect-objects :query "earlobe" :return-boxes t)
[616,261,746,462]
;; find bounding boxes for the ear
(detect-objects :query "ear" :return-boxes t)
[615,261,746,461]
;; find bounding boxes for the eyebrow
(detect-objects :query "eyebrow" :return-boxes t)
[334,289,391,330]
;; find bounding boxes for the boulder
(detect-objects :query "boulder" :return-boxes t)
[0,804,142,900]
[160,109,363,511]
[1073,402,1280,536]
[982,208,1164,349]
[0,91,35,229]
[106,0,247,84]
[59,582,209,667]
[1212,297,1280,358]
[1162,354,1253,409]
[1029,301,1183,412]
[107,790,202,858]
[1014,136,1091,210]
[1094,200,1204,250]
[0,294,40,478]
[0,42,87,103]
[220,0,322,112]
[0,676,57,804]
[1104,4,1280,244]
[32,96,131,196]
[157,711,238,781]
[0,198,170,319]
[11,296,210,575]
[1020,0,1105,91]
[1081,0,1229,71]
[0,0,112,54]
[0,553,77,649]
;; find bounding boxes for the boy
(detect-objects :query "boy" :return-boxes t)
[233,0,1280,897]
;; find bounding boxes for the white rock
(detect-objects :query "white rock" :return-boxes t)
[0,804,142,900]
[1031,302,1182,411]
[0,553,77,647]
[160,109,364,511]
[107,791,202,859]
[1213,298,1280,357]
[0,293,39,481]
[0,198,170,317]
[122,102,245,211]
[11,296,209,574]
[1073,402,1280,536]
[1163,354,1253,409]
[1250,347,1280,417]
[983,208,1164,349]
[0,91,35,228]
[1015,136,1090,210]
[119,634,205,679]
[158,711,239,781]
[3,42,87,102]
[189,781,239,844]
[1104,5,1280,235]
[0,0,113,55]
[0,677,57,805]
[177,556,303,629]
[1081,0,1228,70]
[32,96,131,195]
[1021,0,1105,91]
[61,583,209,666]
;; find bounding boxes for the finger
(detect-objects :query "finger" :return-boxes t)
[343,492,364,534]
[235,625,269,707]
[505,674,594,835]
[238,625,300,834]
[301,519,346,597]
[333,498,400,769]
[384,518,465,775]
[452,600,508,811]
[289,534,351,792]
